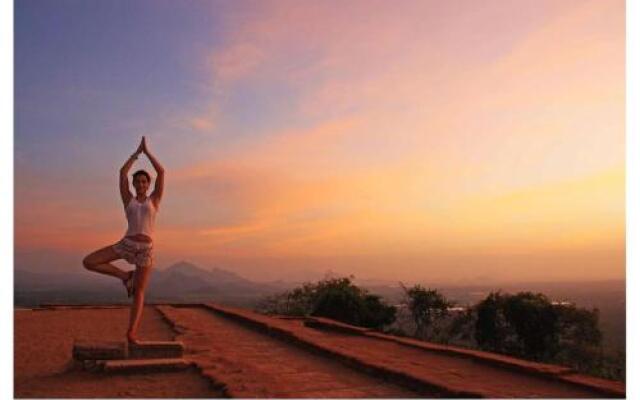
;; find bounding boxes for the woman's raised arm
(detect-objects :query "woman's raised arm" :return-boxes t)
[141,137,164,209]
[119,139,143,206]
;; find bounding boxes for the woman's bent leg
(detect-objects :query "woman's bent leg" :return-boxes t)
[127,264,153,343]
[82,245,128,281]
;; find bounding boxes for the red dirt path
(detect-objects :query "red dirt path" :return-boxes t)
[157,305,423,398]
[14,306,221,398]
[197,303,624,398]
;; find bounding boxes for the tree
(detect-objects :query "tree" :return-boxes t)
[255,281,316,316]
[311,276,397,329]
[474,291,515,352]
[400,283,452,339]
[474,291,605,367]
[446,307,476,344]
[256,275,397,330]
[503,292,560,360]
[556,304,602,347]
[311,276,366,324]
[360,293,398,328]
[553,303,603,373]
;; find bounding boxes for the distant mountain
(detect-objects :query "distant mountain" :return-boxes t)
[161,261,254,285]
[14,260,287,307]
[149,261,281,298]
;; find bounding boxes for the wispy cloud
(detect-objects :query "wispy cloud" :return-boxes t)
[15,0,625,283]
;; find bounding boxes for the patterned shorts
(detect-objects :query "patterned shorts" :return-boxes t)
[112,237,154,268]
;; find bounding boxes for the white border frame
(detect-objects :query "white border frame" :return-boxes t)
[2,0,636,398]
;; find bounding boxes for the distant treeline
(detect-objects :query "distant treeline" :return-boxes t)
[255,276,624,382]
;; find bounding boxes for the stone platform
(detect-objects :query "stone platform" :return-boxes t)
[72,339,190,373]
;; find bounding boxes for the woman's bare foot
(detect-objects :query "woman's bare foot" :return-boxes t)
[122,270,135,298]
[126,330,141,345]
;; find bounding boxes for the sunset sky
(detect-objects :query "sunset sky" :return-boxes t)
[14,0,625,284]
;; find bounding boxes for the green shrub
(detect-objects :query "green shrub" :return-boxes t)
[256,275,396,330]
[401,283,452,339]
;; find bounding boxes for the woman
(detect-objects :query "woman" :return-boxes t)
[82,136,165,345]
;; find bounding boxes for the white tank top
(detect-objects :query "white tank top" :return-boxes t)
[124,196,158,239]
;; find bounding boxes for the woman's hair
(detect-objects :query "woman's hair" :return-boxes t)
[133,169,151,182]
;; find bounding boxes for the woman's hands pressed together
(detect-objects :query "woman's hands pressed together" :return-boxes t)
[142,136,149,154]
[132,136,146,159]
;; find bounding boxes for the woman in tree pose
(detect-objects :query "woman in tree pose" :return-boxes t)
[82,136,164,344]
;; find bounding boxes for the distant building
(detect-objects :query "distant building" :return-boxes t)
[551,300,575,306]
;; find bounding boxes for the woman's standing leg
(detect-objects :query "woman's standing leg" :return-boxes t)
[126,264,153,344]
[83,245,128,281]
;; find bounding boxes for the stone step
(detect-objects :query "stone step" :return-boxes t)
[73,340,185,360]
[98,358,193,373]
[73,340,126,360]
[127,340,185,359]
